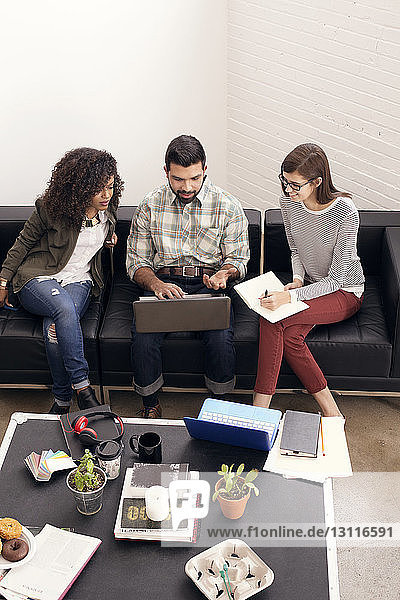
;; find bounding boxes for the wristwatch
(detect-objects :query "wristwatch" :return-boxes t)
[0,280,8,288]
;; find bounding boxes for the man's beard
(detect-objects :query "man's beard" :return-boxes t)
[168,174,207,204]
[176,190,196,204]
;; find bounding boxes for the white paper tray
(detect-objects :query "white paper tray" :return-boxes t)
[185,539,274,599]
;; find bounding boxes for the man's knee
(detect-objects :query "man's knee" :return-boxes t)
[131,330,165,353]
[202,327,234,347]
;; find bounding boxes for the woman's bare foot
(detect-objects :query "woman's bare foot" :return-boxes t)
[312,386,342,417]
[253,392,273,408]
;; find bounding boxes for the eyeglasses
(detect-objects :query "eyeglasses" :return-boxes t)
[278,173,317,192]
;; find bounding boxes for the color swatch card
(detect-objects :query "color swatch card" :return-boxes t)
[25,450,76,482]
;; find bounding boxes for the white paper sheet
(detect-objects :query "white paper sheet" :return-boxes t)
[264,416,352,483]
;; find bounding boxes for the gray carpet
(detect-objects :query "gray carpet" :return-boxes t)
[0,388,399,599]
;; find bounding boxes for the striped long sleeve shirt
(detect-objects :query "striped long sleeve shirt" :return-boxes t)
[126,179,250,280]
[279,195,365,302]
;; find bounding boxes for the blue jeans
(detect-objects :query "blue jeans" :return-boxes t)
[18,278,92,403]
[131,276,235,404]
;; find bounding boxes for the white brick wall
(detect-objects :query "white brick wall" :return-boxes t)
[227,0,400,210]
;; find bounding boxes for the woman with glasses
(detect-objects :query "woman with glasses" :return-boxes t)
[0,148,124,414]
[254,143,364,417]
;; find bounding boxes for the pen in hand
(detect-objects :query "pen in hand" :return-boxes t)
[259,289,269,300]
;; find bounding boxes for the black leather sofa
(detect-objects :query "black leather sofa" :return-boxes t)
[264,209,400,392]
[1,205,400,401]
[98,207,262,401]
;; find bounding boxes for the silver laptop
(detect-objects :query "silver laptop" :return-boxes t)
[133,294,231,333]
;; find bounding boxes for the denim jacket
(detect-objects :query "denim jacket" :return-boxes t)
[0,199,117,296]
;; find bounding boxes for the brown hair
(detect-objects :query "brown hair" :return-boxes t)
[41,147,124,228]
[281,143,351,205]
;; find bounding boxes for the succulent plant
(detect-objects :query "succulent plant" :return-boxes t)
[212,463,259,501]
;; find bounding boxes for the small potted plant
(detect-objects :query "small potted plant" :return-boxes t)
[66,449,107,515]
[212,463,259,519]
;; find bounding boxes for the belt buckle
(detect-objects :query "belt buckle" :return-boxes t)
[182,266,196,277]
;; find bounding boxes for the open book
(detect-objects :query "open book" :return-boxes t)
[234,272,309,323]
[0,524,101,600]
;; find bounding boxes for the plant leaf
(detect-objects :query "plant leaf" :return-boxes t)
[212,490,220,502]
[245,469,258,483]
[236,464,244,476]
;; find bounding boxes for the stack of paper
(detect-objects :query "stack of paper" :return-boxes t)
[24,450,76,482]
[234,271,309,323]
[264,416,352,483]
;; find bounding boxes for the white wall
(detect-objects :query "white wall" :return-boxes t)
[1,0,227,206]
[227,0,400,210]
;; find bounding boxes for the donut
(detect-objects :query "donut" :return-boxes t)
[1,538,29,562]
[0,518,22,540]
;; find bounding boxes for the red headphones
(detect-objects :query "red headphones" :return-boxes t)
[70,411,124,447]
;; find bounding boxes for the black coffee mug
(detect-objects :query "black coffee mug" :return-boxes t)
[129,431,162,464]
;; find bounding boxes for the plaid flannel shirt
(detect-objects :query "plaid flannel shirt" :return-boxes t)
[126,179,249,280]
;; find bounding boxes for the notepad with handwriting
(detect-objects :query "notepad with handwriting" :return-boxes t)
[234,272,309,323]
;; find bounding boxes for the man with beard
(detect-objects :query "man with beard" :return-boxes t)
[126,135,249,417]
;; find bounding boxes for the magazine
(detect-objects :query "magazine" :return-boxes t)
[114,463,198,542]
[0,524,101,600]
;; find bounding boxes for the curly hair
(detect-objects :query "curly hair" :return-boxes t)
[41,148,124,228]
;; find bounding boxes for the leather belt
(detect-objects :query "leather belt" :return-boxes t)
[156,266,216,278]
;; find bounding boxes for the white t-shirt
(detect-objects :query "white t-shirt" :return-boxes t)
[36,210,109,286]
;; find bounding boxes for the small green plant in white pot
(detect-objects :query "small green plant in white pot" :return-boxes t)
[213,463,259,519]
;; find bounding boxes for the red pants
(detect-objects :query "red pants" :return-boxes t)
[254,290,363,395]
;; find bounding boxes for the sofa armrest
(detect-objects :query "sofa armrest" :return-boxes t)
[381,227,400,378]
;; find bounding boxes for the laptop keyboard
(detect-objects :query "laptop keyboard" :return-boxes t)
[201,411,276,437]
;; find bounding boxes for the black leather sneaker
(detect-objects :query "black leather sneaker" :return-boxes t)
[77,386,101,410]
[49,402,70,415]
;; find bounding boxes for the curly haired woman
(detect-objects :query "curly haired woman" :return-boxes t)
[0,148,124,413]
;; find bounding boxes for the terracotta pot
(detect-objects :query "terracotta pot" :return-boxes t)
[215,477,250,519]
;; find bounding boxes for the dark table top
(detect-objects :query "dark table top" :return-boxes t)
[0,415,332,600]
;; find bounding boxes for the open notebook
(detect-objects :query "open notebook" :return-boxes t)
[234,272,309,323]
